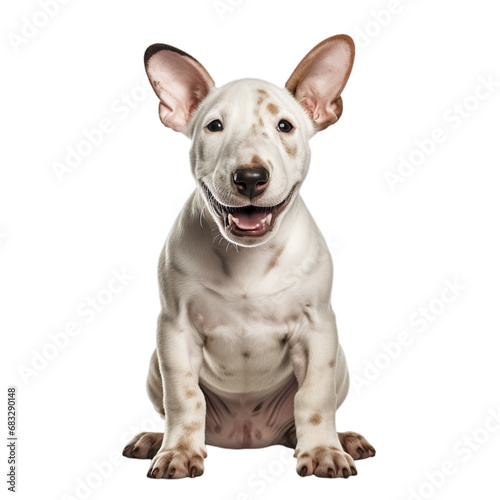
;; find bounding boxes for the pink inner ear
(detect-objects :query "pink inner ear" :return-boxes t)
[290,36,354,129]
[146,50,214,131]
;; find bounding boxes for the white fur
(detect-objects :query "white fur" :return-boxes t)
[128,36,375,480]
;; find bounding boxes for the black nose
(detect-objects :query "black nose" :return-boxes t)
[233,167,269,198]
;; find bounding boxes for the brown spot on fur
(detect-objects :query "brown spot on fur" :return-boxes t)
[256,89,269,105]
[196,401,202,409]
[184,421,203,434]
[266,245,285,273]
[267,102,279,115]
[309,413,322,425]
[185,388,197,398]
[329,359,335,368]
[251,154,264,166]
[279,134,298,158]
[286,143,297,158]
[242,351,250,359]
[176,437,191,451]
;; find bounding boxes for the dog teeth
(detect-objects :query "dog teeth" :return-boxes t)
[260,213,273,226]
[228,212,272,229]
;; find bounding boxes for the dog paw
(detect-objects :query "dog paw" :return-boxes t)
[147,446,206,479]
[296,445,357,478]
[338,431,376,460]
[122,432,163,460]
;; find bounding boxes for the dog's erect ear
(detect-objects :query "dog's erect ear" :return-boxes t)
[285,35,355,131]
[144,44,215,133]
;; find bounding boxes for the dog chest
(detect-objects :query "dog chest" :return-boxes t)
[188,285,302,393]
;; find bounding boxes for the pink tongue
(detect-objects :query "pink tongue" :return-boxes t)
[233,212,267,230]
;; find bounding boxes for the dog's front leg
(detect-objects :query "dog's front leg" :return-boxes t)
[289,311,357,478]
[147,313,207,479]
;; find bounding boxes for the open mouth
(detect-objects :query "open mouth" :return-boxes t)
[202,184,295,237]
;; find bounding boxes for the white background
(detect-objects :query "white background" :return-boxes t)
[2,0,500,499]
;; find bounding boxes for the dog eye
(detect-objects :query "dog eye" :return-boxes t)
[277,119,293,133]
[206,119,223,132]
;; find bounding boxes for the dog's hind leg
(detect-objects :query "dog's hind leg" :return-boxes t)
[338,432,376,460]
[123,432,163,459]
[123,350,165,459]
[145,349,165,417]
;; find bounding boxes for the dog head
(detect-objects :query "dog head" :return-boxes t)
[144,35,354,247]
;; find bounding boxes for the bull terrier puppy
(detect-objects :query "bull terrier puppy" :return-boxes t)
[123,35,375,479]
